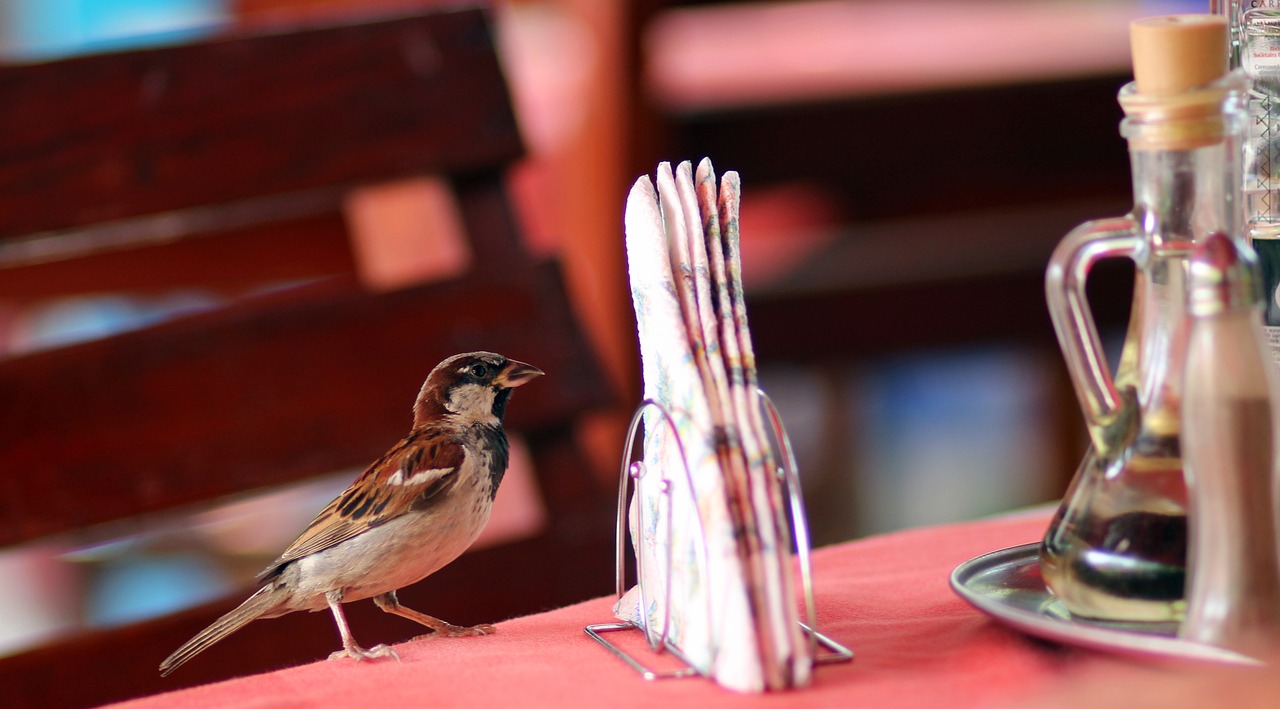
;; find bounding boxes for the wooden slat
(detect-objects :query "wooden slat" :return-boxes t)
[0,7,521,239]
[747,263,1133,363]
[453,171,538,277]
[0,260,611,547]
[0,211,354,301]
[673,73,1130,223]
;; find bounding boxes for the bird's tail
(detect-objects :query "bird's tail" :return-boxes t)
[159,584,281,676]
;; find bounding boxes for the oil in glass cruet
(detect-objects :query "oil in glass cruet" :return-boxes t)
[1040,15,1247,622]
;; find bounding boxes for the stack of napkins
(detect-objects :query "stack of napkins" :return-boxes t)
[616,159,811,692]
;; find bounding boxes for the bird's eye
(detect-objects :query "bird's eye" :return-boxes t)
[469,363,489,379]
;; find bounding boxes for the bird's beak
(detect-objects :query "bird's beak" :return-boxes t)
[497,360,543,388]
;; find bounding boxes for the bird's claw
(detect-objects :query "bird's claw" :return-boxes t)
[413,622,496,641]
[329,643,401,663]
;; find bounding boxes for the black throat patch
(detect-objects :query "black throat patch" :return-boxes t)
[478,422,510,498]
[491,387,514,421]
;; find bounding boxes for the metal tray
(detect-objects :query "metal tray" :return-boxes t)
[950,543,1260,665]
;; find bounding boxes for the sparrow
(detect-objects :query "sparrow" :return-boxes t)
[159,351,543,676]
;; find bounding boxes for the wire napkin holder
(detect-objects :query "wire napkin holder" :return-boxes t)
[584,389,854,682]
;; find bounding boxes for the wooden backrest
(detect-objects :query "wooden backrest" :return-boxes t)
[0,7,616,703]
[0,7,518,242]
[0,5,609,541]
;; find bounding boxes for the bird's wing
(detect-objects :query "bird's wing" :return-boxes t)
[257,429,466,580]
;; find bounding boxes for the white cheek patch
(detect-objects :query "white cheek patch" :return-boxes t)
[446,382,498,422]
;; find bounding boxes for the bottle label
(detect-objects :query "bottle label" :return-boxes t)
[1244,10,1280,72]
[1244,12,1280,224]
[1240,12,1280,367]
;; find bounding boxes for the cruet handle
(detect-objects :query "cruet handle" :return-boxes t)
[1045,216,1141,436]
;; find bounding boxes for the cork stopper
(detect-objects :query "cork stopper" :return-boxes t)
[1130,15,1228,95]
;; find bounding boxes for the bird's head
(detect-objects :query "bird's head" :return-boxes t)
[413,352,543,427]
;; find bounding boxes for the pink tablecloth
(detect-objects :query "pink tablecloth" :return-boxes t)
[110,509,1279,708]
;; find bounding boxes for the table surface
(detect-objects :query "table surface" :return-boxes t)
[110,508,1280,708]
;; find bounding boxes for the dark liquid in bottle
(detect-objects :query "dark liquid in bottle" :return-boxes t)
[1053,510,1185,595]
[1042,505,1187,621]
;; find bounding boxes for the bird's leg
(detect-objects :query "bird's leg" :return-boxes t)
[325,589,400,663]
[373,591,496,638]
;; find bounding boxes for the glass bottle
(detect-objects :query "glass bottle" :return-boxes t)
[1041,15,1247,622]
[1181,231,1280,656]
[1214,2,1280,367]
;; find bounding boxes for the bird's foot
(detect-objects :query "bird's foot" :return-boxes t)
[328,643,401,663]
[413,622,496,641]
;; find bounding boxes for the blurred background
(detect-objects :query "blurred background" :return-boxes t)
[0,0,1203,704]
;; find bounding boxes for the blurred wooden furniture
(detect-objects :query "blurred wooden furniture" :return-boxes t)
[627,0,1143,354]
[615,0,1145,507]
[698,73,1138,366]
[0,6,617,706]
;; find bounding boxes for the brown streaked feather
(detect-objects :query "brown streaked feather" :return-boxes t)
[160,583,285,676]
[257,428,466,580]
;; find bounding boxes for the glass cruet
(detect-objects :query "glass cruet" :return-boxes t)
[1040,15,1248,622]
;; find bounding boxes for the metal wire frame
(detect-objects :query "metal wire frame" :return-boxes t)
[583,392,853,683]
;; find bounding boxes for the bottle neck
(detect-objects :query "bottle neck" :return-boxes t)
[1111,77,1246,419]
[1127,140,1242,255]
[1119,74,1246,256]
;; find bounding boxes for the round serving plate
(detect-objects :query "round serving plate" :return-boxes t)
[950,543,1260,666]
